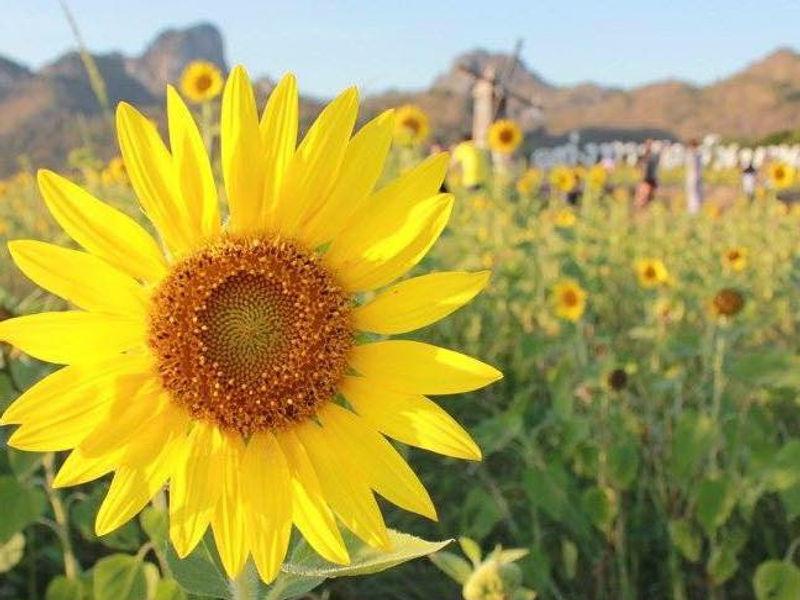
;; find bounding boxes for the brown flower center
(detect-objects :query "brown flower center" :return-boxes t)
[402,117,421,134]
[498,128,514,144]
[148,237,353,435]
[644,266,657,279]
[194,73,214,93]
[562,289,579,307]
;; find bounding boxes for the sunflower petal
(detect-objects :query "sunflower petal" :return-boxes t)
[53,444,122,488]
[211,433,249,578]
[319,404,436,520]
[259,73,298,227]
[166,85,220,242]
[116,103,192,254]
[242,432,293,583]
[353,271,490,334]
[8,240,148,317]
[276,430,349,565]
[37,170,166,282]
[296,421,390,550]
[0,311,145,365]
[272,87,358,237]
[170,422,226,558]
[349,340,502,395]
[341,376,481,460]
[221,66,265,233]
[302,110,395,248]
[121,400,189,469]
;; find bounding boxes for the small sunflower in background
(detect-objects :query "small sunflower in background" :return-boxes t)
[710,288,745,318]
[549,165,577,193]
[587,164,608,190]
[553,279,587,322]
[180,60,224,104]
[605,368,628,392]
[767,162,796,190]
[516,168,542,196]
[722,246,748,272]
[0,67,502,583]
[635,258,670,289]
[393,104,429,146]
[552,208,577,229]
[100,156,127,186]
[487,119,522,155]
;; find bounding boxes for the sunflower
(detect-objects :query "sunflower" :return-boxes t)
[605,368,628,392]
[487,120,522,155]
[767,162,796,190]
[710,288,745,318]
[180,60,224,104]
[722,246,747,272]
[635,259,669,289]
[549,166,577,193]
[393,105,430,146]
[100,156,127,186]
[515,168,542,196]
[552,208,577,229]
[587,165,607,190]
[553,279,587,322]
[0,67,502,583]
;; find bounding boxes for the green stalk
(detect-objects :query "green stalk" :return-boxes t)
[42,454,79,579]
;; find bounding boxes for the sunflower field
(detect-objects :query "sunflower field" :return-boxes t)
[3,72,800,600]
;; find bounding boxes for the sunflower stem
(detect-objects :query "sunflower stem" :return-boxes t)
[230,563,258,600]
[42,453,79,579]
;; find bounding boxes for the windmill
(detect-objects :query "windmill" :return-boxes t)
[456,40,544,148]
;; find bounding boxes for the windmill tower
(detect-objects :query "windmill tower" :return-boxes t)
[457,40,544,148]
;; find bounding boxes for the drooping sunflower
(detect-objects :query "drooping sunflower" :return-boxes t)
[549,166,577,193]
[393,104,430,146]
[0,67,502,582]
[767,162,796,190]
[180,60,224,104]
[553,279,587,322]
[722,246,747,272]
[635,259,669,289]
[515,168,542,196]
[487,119,522,155]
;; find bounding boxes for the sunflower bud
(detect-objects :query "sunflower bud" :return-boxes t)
[606,368,628,391]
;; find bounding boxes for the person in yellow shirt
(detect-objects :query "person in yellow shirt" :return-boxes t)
[450,134,488,190]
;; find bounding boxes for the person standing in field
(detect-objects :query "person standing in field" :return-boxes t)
[451,133,488,191]
[742,162,757,200]
[635,139,660,208]
[685,139,703,214]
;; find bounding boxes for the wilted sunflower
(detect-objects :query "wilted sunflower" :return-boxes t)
[180,60,224,104]
[487,119,522,155]
[553,279,587,322]
[722,246,747,272]
[549,166,577,193]
[711,288,745,317]
[515,168,542,196]
[635,259,669,289]
[0,67,502,583]
[393,104,430,146]
[767,162,796,190]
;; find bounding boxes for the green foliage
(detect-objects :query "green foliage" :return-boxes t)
[754,560,800,600]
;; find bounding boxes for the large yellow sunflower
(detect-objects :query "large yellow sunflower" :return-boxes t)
[487,120,522,155]
[0,67,501,583]
[393,104,430,146]
[180,60,224,104]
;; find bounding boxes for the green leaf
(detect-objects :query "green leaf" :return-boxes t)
[670,411,715,484]
[0,532,24,573]
[45,576,83,600]
[143,562,160,600]
[707,543,739,586]
[780,484,800,521]
[154,579,188,600]
[764,441,800,491]
[754,560,800,600]
[728,351,800,388]
[608,438,639,490]
[460,487,502,540]
[7,448,42,482]
[696,476,736,536]
[140,506,168,547]
[458,536,482,567]
[429,551,473,585]
[496,548,530,565]
[93,554,148,600]
[561,538,578,580]
[165,534,230,599]
[668,519,702,563]
[581,485,617,533]
[0,475,46,542]
[72,485,141,551]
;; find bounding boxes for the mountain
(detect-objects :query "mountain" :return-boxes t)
[1,24,800,177]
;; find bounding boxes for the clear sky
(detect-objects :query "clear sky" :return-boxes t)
[3,1,800,97]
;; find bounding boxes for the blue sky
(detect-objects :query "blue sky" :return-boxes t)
[3,1,800,97]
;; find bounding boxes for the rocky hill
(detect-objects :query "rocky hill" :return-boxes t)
[1,23,800,176]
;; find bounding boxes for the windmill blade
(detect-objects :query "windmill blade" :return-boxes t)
[493,39,524,119]
[456,62,482,80]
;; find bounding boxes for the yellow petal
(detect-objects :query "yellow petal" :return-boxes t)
[259,73,298,226]
[271,87,359,238]
[340,376,481,460]
[116,103,193,254]
[166,85,220,242]
[95,434,183,536]
[37,170,166,282]
[211,433,249,578]
[53,444,123,488]
[221,66,265,233]
[319,404,436,520]
[330,194,454,292]
[353,271,490,334]
[302,110,395,248]
[242,432,293,583]
[0,311,145,365]
[120,399,189,469]
[295,421,390,550]
[349,340,502,395]
[8,240,148,317]
[170,422,225,558]
[276,430,349,565]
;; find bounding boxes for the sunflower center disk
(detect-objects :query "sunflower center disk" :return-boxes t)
[148,237,353,435]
